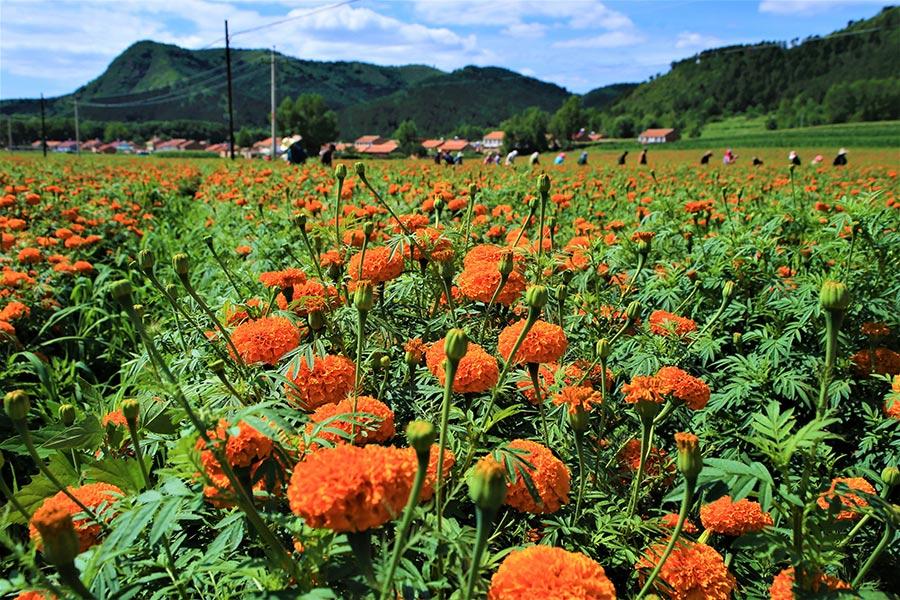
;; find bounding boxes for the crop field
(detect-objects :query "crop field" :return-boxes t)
[0,152,898,599]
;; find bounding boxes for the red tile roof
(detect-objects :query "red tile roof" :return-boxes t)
[440,139,470,151]
[359,140,399,154]
[639,128,675,137]
[483,130,505,140]
[422,139,444,149]
[355,135,384,144]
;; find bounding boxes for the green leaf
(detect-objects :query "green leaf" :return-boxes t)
[8,454,78,524]
[84,457,149,493]
[41,415,103,451]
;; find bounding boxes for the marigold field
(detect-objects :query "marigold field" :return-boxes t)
[1,150,898,599]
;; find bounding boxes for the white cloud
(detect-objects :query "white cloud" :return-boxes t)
[553,31,645,49]
[502,22,547,38]
[412,0,633,30]
[675,31,723,50]
[759,0,883,15]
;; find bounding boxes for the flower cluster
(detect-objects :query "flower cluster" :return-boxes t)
[635,540,736,600]
[497,319,568,365]
[504,439,571,514]
[29,483,122,552]
[306,395,395,446]
[700,495,773,536]
[425,337,499,393]
[231,316,300,365]
[286,354,356,409]
[488,545,617,600]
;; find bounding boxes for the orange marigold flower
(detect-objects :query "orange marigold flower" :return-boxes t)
[0,320,15,337]
[656,366,710,410]
[16,592,56,600]
[497,319,568,365]
[636,540,736,600]
[286,354,356,409]
[816,476,876,520]
[457,263,526,305]
[231,316,300,365]
[488,545,617,600]
[259,268,307,289]
[101,410,128,428]
[621,375,668,405]
[306,396,395,446]
[404,338,427,364]
[29,483,122,552]
[618,439,672,478]
[17,247,42,264]
[769,567,850,599]
[287,444,453,532]
[700,495,773,536]
[631,231,656,243]
[235,245,252,256]
[409,227,454,263]
[661,512,698,533]
[195,419,282,504]
[0,300,30,321]
[277,279,340,316]
[850,347,900,376]
[648,310,697,337]
[425,338,499,393]
[348,246,404,283]
[553,386,602,414]
[462,244,520,268]
[504,439,570,514]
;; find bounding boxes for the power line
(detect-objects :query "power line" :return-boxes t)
[78,68,260,108]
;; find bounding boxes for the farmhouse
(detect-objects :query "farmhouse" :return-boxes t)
[422,139,444,151]
[439,139,472,153]
[354,135,386,152]
[481,130,505,151]
[358,139,400,157]
[638,128,679,144]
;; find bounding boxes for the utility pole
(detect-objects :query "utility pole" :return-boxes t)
[40,93,47,157]
[74,97,81,155]
[270,47,277,162]
[225,20,236,160]
[6,118,12,151]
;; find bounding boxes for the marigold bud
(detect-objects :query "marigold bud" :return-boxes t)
[722,280,736,301]
[308,309,325,331]
[335,163,347,179]
[122,399,140,424]
[354,162,366,178]
[674,432,703,482]
[596,338,611,359]
[433,196,445,212]
[538,174,551,194]
[468,183,477,198]
[498,251,514,278]
[165,283,180,299]
[33,506,80,566]
[625,300,641,321]
[568,407,590,433]
[137,250,154,271]
[172,253,190,277]
[0,451,4,469]
[525,285,549,310]
[59,404,76,427]
[210,359,226,376]
[4,389,30,421]
[733,332,743,346]
[820,280,850,312]
[295,213,308,229]
[407,421,436,456]
[444,328,469,363]
[110,279,133,303]
[354,281,375,312]
[363,221,375,236]
[882,466,900,487]
[468,455,507,511]
[378,355,391,370]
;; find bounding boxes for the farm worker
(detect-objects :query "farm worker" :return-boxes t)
[700,151,713,165]
[505,149,518,165]
[639,149,647,165]
[752,157,764,166]
[455,151,464,165]
[285,136,307,165]
[617,150,628,165]
[789,150,801,166]
[319,143,335,166]
[554,152,565,165]
[723,149,738,165]
[529,151,540,166]
[833,148,848,166]
[811,155,824,165]
[578,151,588,165]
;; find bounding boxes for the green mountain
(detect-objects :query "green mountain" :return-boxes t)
[338,66,570,137]
[601,6,900,135]
[582,83,638,110]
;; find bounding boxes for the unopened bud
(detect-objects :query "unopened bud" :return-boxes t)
[295,213,307,229]
[444,329,469,363]
[674,432,703,482]
[307,309,325,331]
[210,359,226,377]
[122,399,140,424]
[59,404,76,427]
[33,506,80,567]
[354,281,375,312]
[406,421,436,456]
[722,280,736,302]
[596,338,611,359]
[732,332,743,346]
[625,300,641,321]
[137,250,154,271]
[363,221,375,237]
[354,162,366,179]
[525,285,549,310]
[820,280,850,312]
[172,253,190,277]
[882,466,900,487]
[498,251,514,278]
[165,283,180,299]
[468,183,477,198]
[110,279,133,303]
[468,455,507,511]
[538,174,551,194]
[433,197,445,212]
[4,390,30,422]
[335,164,347,179]
[568,407,590,433]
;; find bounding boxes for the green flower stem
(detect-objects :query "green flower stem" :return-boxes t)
[348,531,377,589]
[618,253,645,303]
[478,272,510,342]
[689,295,730,348]
[839,484,892,548]
[635,477,696,600]
[298,225,325,281]
[527,363,550,446]
[652,400,677,427]
[0,475,31,522]
[58,562,95,600]
[815,310,839,419]
[334,174,345,250]
[435,358,458,533]
[350,310,368,444]
[627,412,656,519]
[536,188,548,282]
[177,275,246,372]
[462,191,476,255]
[14,422,106,531]
[380,449,430,600]
[206,238,247,299]
[462,506,497,600]
[119,301,300,581]
[573,430,587,522]
[511,203,538,249]
[852,520,894,587]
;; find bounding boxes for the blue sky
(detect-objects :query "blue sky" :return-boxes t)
[0,0,891,99]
